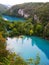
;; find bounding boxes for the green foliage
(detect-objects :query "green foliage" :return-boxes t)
[0,16,48,39]
[34,54,40,65]
[43,23,49,39]
[26,54,40,65]
[34,23,43,36]
[0,33,8,63]
[0,53,28,65]
[0,3,49,65]
[29,29,34,35]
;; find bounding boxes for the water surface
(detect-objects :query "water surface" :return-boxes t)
[2,15,25,22]
[6,36,49,65]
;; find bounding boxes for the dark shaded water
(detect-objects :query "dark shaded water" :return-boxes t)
[6,36,49,65]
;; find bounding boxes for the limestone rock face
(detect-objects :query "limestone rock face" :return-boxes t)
[34,14,40,23]
[34,15,38,20]
[18,9,30,18]
[18,9,24,16]
[24,14,30,18]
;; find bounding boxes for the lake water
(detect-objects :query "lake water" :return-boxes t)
[2,15,25,22]
[6,36,49,65]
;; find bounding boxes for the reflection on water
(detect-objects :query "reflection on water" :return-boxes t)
[6,36,49,65]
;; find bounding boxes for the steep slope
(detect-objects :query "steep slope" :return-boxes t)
[36,3,49,22]
[5,2,49,23]
[0,4,8,14]
[6,3,43,18]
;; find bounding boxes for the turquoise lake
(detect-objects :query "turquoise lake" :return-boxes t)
[2,15,25,22]
[6,36,49,65]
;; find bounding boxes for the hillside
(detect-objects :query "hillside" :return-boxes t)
[5,2,49,22]
[0,4,8,14]
[6,3,44,18]
[36,3,49,22]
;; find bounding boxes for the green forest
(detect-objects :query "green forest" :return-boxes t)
[0,2,49,65]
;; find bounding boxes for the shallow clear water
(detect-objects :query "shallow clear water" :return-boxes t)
[6,36,49,65]
[2,15,25,22]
